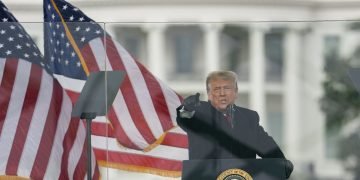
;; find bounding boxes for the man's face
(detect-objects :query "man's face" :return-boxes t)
[207,78,237,112]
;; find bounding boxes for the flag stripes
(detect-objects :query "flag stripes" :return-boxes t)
[0,59,30,176]
[37,73,187,174]
[44,0,188,176]
[58,117,80,180]
[43,101,73,180]
[53,72,188,150]
[0,59,99,179]
[17,67,54,178]
[6,62,42,176]
[94,149,183,172]
[55,36,183,150]
[67,120,87,179]
[30,75,63,179]
[54,73,188,175]
[92,134,187,171]
[0,59,18,140]
[107,38,168,135]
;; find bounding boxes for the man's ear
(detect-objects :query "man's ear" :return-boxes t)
[234,86,239,98]
[207,91,212,101]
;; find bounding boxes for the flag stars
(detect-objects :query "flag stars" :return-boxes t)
[60,50,64,55]
[18,34,23,38]
[53,31,56,36]
[75,26,80,31]
[62,4,68,10]
[73,8,79,11]
[26,43,30,47]
[52,14,55,19]
[85,27,90,32]
[2,18,8,22]
[65,60,69,65]
[0,43,3,48]
[33,52,38,56]
[6,50,11,55]
[56,24,60,29]
[79,17,84,21]
[66,42,70,47]
[71,52,76,57]
[10,25,15,30]
[8,37,14,42]
[16,45,22,49]
[56,40,60,45]
[0,30,5,34]
[61,32,65,38]
[51,56,55,62]
[69,16,74,21]
[77,61,81,67]
[80,37,85,42]
[48,4,51,10]
[24,53,29,58]
[95,30,101,34]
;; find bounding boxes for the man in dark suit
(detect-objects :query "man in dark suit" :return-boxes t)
[176,70,293,178]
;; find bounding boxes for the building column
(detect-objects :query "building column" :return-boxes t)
[202,23,223,76]
[249,24,267,128]
[306,24,327,171]
[283,25,302,159]
[143,24,167,81]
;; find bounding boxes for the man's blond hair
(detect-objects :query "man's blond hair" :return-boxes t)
[206,71,238,92]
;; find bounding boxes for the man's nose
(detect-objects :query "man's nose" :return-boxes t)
[219,88,226,95]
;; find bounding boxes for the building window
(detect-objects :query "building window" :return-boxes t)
[175,35,194,73]
[220,26,249,81]
[265,28,284,82]
[266,94,284,148]
[114,26,147,65]
[324,35,340,60]
[166,26,204,81]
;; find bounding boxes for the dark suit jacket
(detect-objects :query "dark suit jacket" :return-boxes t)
[177,101,285,160]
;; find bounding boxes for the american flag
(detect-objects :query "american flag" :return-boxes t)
[44,0,188,177]
[0,2,100,179]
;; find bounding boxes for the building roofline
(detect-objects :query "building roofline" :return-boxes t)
[7,0,360,9]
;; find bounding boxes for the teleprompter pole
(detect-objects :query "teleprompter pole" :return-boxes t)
[81,112,97,180]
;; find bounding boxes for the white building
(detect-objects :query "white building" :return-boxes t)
[6,0,360,179]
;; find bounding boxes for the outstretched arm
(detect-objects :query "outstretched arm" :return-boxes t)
[176,93,201,131]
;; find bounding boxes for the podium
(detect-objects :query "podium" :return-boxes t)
[182,158,287,180]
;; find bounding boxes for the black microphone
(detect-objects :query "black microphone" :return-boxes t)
[225,104,234,128]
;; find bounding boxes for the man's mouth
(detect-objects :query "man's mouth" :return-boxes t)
[220,100,227,104]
